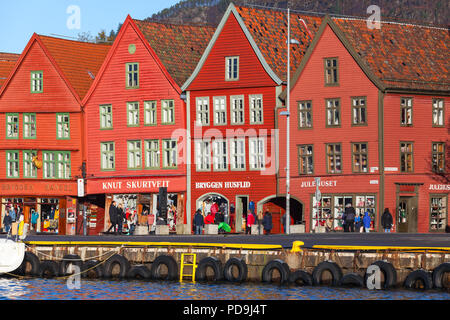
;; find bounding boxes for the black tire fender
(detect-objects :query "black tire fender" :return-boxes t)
[364,260,397,289]
[14,251,40,276]
[59,254,83,276]
[150,255,178,281]
[261,259,290,284]
[196,257,223,282]
[128,265,151,280]
[432,262,450,289]
[404,269,433,290]
[289,270,313,286]
[338,273,364,288]
[39,260,59,278]
[312,261,343,286]
[223,257,248,283]
[103,254,131,279]
[81,260,104,279]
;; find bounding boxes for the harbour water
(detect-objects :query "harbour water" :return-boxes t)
[0,278,449,300]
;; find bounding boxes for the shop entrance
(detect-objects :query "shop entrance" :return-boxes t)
[196,193,229,228]
[397,196,418,233]
[258,196,303,234]
[235,196,249,233]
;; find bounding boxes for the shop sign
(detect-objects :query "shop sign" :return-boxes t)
[370,180,379,185]
[77,179,84,197]
[195,181,251,189]
[384,167,398,172]
[429,184,450,191]
[101,180,170,191]
[1,183,34,192]
[300,179,337,188]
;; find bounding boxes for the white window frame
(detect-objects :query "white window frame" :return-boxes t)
[249,94,263,124]
[231,95,245,125]
[230,138,246,171]
[249,137,265,170]
[226,56,239,81]
[213,139,228,171]
[196,97,210,126]
[195,140,211,172]
[213,96,227,126]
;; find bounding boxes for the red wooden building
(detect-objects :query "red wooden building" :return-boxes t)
[279,16,449,233]
[82,16,214,233]
[0,34,110,235]
[182,4,322,233]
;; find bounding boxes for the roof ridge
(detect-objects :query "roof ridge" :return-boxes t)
[37,34,112,47]
[333,16,449,31]
[134,18,215,29]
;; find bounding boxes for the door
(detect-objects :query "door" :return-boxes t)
[235,196,249,233]
[398,196,418,233]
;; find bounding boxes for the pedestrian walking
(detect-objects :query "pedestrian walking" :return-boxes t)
[257,210,264,235]
[246,210,255,235]
[262,211,273,235]
[128,210,138,235]
[9,206,16,222]
[363,211,371,233]
[343,203,356,232]
[354,214,362,233]
[107,201,118,233]
[147,211,155,234]
[31,209,39,231]
[3,211,12,234]
[381,208,394,233]
[117,203,125,234]
[193,209,205,235]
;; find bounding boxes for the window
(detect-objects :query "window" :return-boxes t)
[56,113,70,139]
[127,140,142,169]
[144,101,157,126]
[6,113,19,139]
[31,71,43,93]
[352,143,368,173]
[430,195,447,232]
[326,99,340,127]
[249,95,263,124]
[432,99,444,127]
[127,102,139,127]
[6,151,19,178]
[401,97,413,126]
[163,139,177,169]
[226,56,239,81]
[100,105,113,129]
[161,100,175,125]
[230,95,244,125]
[196,97,210,126]
[101,142,115,171]
[195,140,211,171]
[298,145,313,175]
[326,143,342,174]
[352,97,367,125]
[230,138,246,171]
[213,97,227,125]
[126,63,139,88]
[145,140,159,169]
[324,58,338,85]
[298,101,312,129]
[43,151,70,179]
[400,142,413,172]
[432,142,445,173]
[23,150,37,178]
[249,138,265,170]
[213,139,227,171]
[23,113,36,139]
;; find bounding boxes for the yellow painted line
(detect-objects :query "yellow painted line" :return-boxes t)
[312,245,450,251]
[24,241,283,250]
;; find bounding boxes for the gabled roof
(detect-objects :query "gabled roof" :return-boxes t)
[333,18,450,93]
[0,52,20,88]
[133,19,215,87]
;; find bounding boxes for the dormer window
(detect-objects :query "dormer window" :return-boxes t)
[226,56,239,81]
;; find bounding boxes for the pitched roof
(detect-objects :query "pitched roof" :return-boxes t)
[0,52,19,88]
[235,6,323,83]
[38,35,112,100]
[133,19,215,87]
[333,18,450,92]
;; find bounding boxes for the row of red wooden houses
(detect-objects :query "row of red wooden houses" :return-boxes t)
[0,3,448,235]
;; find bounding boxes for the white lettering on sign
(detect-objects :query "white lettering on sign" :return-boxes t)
[300,180,337,188]
[370,167,379,173]
[429,184,450,191]
[384,167,398,172]
[101,180,169,191]
[370,180,379,185]
[195,182,251,189]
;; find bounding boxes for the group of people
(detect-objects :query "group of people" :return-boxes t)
[107,201,140,235]
[2,204,26,234]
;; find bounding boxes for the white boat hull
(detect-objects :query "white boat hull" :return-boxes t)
[0,239,25,274]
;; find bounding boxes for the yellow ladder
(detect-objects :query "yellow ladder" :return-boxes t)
[180,253,197,282]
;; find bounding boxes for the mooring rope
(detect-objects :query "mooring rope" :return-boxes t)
[24,243,124,261]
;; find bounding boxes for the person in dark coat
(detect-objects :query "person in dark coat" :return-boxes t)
[344,203,356,232]
[117,203,125,234]
[107,201,118,233]
[193,209,205,235]
[381,208,394,233]
[262,211,273,235]
[3,211,12,234]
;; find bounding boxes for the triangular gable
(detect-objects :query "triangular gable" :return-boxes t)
[181,3,282,91]
[82,15,182,105]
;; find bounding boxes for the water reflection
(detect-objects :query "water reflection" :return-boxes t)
[0,278,448,300]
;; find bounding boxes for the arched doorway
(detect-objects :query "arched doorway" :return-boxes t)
[196,193,230,227]
[258,195,304,234]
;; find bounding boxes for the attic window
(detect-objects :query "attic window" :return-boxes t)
[31,71,43,93]
[226,56,239,81]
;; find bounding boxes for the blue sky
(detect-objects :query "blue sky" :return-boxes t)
[0,0,181,54]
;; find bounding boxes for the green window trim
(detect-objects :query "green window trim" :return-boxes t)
[162,139,178,169]
[99,105,113,130]
[144,139,160,169]
[144,101,157,126]
[31,71,43,93]
[125,63,139,89]
[6,150,20,179]
[23,113,37,139]
[100,142,115,171]
[6,113,19,139]
[42,151,71,180]
[127,102,140,127]
[23,150,37,178]
[127,140,142,170]
[56,113,70,140]
[161,100,175,125]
